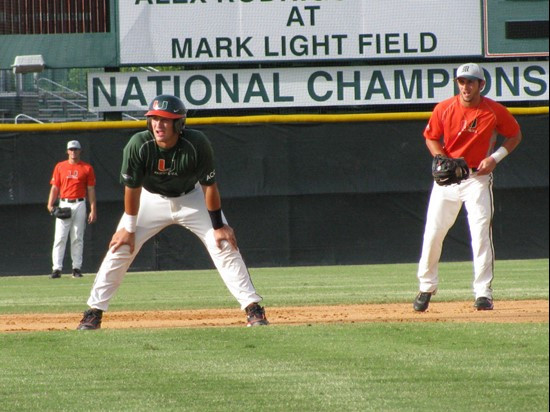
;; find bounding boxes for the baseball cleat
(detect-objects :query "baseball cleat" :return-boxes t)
[474,297,494,311]
[413,292,432,312]
[76,308,103,330]
[245,303,269,327]
[50,270,61,279]
[72,268,83,278]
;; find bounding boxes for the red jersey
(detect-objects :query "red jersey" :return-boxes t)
[423,95,520,168]
[50,160,96,199]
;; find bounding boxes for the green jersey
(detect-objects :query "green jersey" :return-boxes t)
[120,129,216,197]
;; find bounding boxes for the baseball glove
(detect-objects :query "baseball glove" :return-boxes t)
[432,154,470,186]
[51,207,72,219]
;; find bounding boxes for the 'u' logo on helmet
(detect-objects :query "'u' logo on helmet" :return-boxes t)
[152,100,169,110]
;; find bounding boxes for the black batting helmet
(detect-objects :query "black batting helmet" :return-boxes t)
[146,95,187,134]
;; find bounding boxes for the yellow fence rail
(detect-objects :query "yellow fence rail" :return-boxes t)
[0,106,547,133]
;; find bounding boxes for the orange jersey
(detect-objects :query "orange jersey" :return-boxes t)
[424,95,520,168]
[50,160,96,199]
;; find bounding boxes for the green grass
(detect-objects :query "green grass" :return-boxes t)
[0,324,547,411]
[0,259,548,411]
[0,259,548,314]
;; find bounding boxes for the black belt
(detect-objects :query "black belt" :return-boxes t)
[61,198,84,203]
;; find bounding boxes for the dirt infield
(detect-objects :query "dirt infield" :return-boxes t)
[1,300,547,332]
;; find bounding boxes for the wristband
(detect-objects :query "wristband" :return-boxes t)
[490,146,509,164]
[208,209,224,230]
[122,212,137,233]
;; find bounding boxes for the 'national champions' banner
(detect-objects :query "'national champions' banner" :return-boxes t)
[88,61,549,112]
[119,0,482,65]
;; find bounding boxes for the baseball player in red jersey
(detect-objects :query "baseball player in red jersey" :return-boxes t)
[413,63,523,312]
[47,140,97,278]
[76,95,268,330]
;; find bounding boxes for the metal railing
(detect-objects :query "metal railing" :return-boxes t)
[15,114,43,124]
[36,77,87,99]
[35,77,100,121]
[34,77,145,122]
[122,113,140,121]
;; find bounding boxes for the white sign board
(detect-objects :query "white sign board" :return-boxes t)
[119,0,482,64]
[88,61,549,112]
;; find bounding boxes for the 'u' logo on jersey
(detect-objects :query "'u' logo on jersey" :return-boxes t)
[158,159,168,172]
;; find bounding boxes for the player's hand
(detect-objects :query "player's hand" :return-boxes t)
[213,225,238,251]
[476,156,497,176]
[88,210,97,224]
[109,228,135,254]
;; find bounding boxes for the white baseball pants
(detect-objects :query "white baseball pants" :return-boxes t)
[87,185,262,311]
[52,200,87,271]
[417,174,495,299]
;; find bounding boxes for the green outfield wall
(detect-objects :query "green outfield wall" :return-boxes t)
[0,113,547,275]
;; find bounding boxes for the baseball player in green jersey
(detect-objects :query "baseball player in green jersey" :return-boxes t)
[77,95,268,329]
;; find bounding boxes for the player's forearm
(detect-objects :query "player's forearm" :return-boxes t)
[500,130,522,154]
[203,184,225,230]
[425,139,445,157]
[47,186,59,209]
[124,186,142,215]
[87,186,97,211]
[203,183,222,211]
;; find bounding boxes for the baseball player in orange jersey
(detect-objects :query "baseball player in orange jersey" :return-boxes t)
[76,95,268,330]
[47,140,97,278]
[413,63,523,312]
